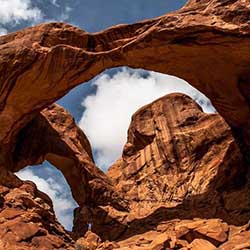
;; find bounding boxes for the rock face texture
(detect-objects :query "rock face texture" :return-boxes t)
[0,104,126,249]
[0,176,74,250]
[0,0,250,249]
[76,94,250,249]
[108,93,242,209]
[13,104,126,211]
[0,0,250,167]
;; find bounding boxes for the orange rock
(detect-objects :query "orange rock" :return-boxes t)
[0,179,74,250]
[188,239,216,250]
[87,94,248,247]
[108,93,242,213]
[220,231,250,250]
[76,231,101,250]
[0,0,249,165]
[13,104,127,211]
[0,0,250,249]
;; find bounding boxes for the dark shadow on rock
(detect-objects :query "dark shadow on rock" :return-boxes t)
[89,137,250,241]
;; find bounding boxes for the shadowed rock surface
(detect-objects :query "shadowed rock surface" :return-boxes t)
[75,94,250,249]
[0,0,250,166]
[0,0,250,249]
[13,104,127,211]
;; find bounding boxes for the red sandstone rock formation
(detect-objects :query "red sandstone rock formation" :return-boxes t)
[0,104,126,249]
[0,176,74,250]
[12,104,127,211]
[0,0,249,166]
[0,0,250,249]
[108,93,242,209]
[76,94,250,249]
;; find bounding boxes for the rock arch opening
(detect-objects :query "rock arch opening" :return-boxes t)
[8,64,217,235]
[0,0,249,248]
[76,67,216,171]
[10,100,128,235]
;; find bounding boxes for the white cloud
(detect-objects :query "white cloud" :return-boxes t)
[79,68,215,171]
[0,0,42,33]
[16,168,76,230]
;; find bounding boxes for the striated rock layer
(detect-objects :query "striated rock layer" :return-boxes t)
[0,0,250,249]
[0,103,126,249]
[0,0,250,169]
[13,104,126,211]
[108,93,242,209]
[74,93,250,249]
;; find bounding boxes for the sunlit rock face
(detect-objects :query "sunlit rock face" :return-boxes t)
[0,0,249,157]
[74,93,250,249]
[0,0,250,249]
[108,93,242,210]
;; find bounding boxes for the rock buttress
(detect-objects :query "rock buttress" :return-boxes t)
[75,94,250,250]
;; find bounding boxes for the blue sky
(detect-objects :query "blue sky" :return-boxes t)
[1,0,217,230]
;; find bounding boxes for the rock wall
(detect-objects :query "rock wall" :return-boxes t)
[77,94,250,249]
[108,93,243,210]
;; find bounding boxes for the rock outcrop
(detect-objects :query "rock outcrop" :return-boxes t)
[108,93,242,209]
[13,103,126,211]
[0,0,250,168]
[76,94,250,249]
[0,103,126,249]
[0,0,250,249]
[0,175,74,250]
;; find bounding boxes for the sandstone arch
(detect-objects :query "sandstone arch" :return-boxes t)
[0,1,250,248]
[0,0,249,169]
[12,103,127,210]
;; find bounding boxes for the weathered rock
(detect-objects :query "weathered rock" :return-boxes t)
[76,231,101,250]
[11,103,127,241]
[188,239,216,250]
[0,0,250,249]
[220,231,250,250]
[0,174,74,250]
[108,93,242,210]
[84,94,249,248]
[0,0,249,168]
[13,103,127,211]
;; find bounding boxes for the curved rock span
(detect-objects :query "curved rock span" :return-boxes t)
[0,0,250,162]
[0,0,250,249]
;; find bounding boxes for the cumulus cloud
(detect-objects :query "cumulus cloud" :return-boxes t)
[0,0,42,33]
[79,68,215,171]
[17,168,76,230]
